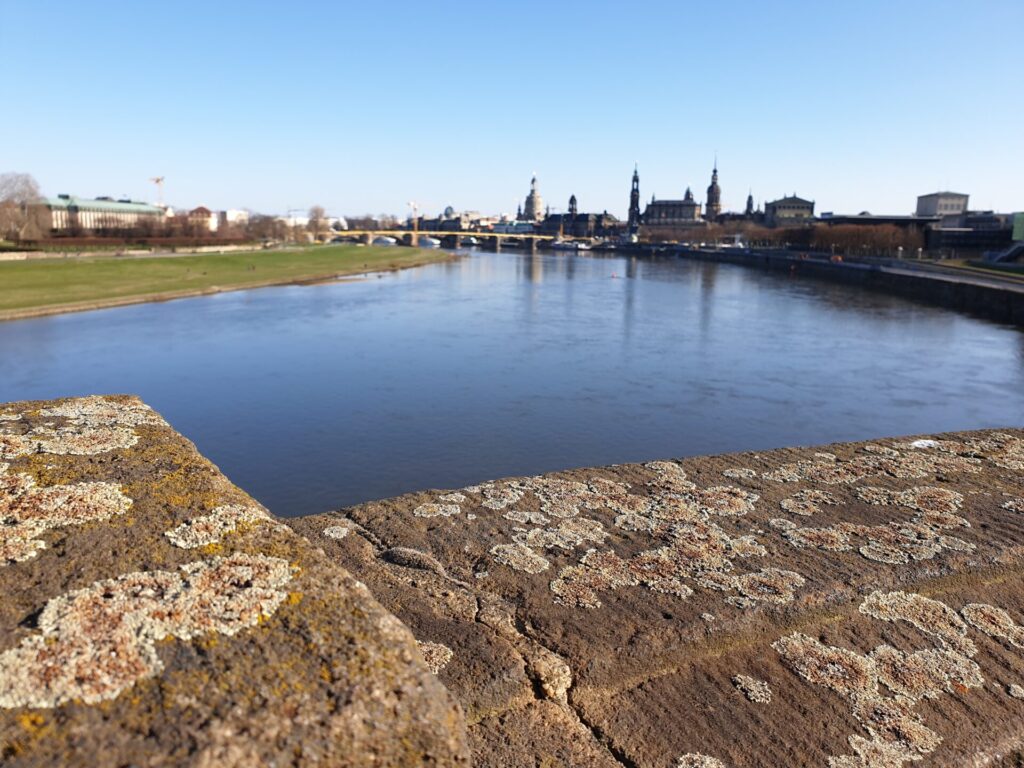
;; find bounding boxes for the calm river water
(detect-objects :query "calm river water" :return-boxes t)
[2,251,1023,516]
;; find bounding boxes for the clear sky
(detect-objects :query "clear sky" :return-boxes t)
[3,0,1021,220]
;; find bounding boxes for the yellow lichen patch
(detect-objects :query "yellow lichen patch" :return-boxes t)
[0,553,294,708]
[164,504,269,549]
[1,465,132,565]
[417,641,454,674]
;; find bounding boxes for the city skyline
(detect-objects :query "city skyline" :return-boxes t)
[4,0,1021,218]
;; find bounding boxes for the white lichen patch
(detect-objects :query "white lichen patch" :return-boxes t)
[0,553,293,708]
[413,502,462,518]
[676,755,727,768]
[1,468,132,565]
[722,467,757,480]
[785,526,852,552]
[732,674,772,703]
[490,542,550,574]
[763,447,981,485]
[164,504,269,549]
[1002,498,1024,513]
[961,603,1024,648]
[37,396,164,427]
[769,517,797,531]
[860,590,975,656]
[1009,684,1024,699]
[417,641,454,674]
[1,397,168,460]
[503,508,550,525]
[780,488,840,517]
[870,645,982,701]
[779,485,972,565]
[437,492,466,503]
[322,524,351,540]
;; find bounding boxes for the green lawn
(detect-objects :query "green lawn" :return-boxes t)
[0,245,451,317]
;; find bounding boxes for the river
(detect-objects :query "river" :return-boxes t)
[1,251,1022,516]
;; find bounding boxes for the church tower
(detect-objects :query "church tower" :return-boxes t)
[568,194,578,218]
[627,165,641,234]
[522,175,544,222]
[705,162,722,221]
[745,190,754,217]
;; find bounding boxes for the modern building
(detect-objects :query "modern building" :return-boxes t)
[764,195,815,226]
[916,192,969,218]
[41,195,166,233]
[704,163,722,221]
[518,176,545,222]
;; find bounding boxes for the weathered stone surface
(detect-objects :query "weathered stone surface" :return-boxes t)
[0,396,468,766]
[293,429,1024,767]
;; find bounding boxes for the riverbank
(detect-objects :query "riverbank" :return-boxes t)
[655,245,1024,325]
[0,244,457,321]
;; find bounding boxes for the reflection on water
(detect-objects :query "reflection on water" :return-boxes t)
[1,251,1022,517]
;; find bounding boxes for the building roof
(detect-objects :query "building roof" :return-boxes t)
[918,191,968,198]
[44,196,164,215]
[767,196,814,206]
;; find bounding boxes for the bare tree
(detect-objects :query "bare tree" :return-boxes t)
[307,205,326,240]
[0,172,43,241]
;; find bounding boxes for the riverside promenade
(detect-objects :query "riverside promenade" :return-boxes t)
[646,245,1024,325]
[4,395,1024,766]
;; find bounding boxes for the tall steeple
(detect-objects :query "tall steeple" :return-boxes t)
[627,164,641,234]
[705,160,722,221]
[568,194,578,218]
[745,189,754,217]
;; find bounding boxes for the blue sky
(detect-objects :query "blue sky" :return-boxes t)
[3,0,1021,219]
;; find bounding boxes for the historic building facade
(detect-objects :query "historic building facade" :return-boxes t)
[764,195,815,226]
[539,195,619,238]
[518,176,545,222]
[642,188,702,226]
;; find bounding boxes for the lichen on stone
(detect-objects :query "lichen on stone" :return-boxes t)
[413,502,462,518]
[961,603,1024,648]
[164,504,269,549]
[860,590,975,656]
[417,641,454,674]
[322,524,351,540]
[722,467,757,480]
[1,466,132,565]
[1009,684,1024,699]
[489,542,550,574]
[0,553,294,708]
[676,754,727,768]
[780,488,840,516]
[732,674,772,703]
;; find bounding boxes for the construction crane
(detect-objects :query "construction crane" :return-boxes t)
[149,176,165,206]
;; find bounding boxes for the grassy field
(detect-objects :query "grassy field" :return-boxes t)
[0,245,454,319]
